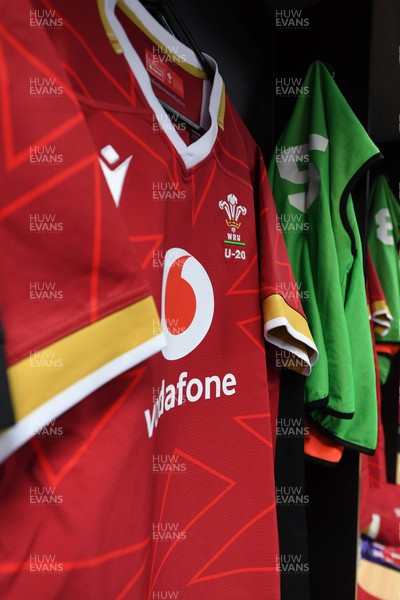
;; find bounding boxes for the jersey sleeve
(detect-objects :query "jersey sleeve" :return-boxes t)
[257,150,318,375]
[0,16,165,462]
[368,176,400,344]
[304,422,344,464]
[367,251,393,336]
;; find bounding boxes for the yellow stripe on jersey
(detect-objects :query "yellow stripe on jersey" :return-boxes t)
[217,82,226,130]
[371,299,392,319]
[371,299,393,336]
[7,296,161,423]
[375,325,388,336]
[97,0,124,54]
[262,294,318,375]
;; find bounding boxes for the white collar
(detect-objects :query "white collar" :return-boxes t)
[102,0,224,169]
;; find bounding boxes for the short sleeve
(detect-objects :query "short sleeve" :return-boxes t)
[0,17,165,461]
[257,150,318,376]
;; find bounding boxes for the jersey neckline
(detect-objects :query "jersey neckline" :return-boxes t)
[101,0,225,170]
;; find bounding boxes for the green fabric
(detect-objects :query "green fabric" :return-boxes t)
[368,175,400,383]
[368,176,400,344]
[268,60,381,452]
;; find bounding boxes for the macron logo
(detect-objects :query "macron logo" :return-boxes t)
[99,144,133,207]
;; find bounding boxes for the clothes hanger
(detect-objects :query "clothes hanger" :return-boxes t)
[148,0,214,81]
[140,0,213,135]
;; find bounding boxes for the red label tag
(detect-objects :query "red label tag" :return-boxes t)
[145,49,185,99]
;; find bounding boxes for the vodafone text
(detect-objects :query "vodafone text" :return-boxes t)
[144,371,236,437]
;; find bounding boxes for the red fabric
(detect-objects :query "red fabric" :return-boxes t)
[304,422,344,463]
[0,8,151,368]
[375,343,400,357]
[267,358,280,458]
[0,1,314,598]
[365,323,387,489]
[367,251,387,310]
[361,483,400,546]
[359,266,389,533]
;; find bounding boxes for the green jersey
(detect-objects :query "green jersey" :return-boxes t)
[268,61,382,452]
[368,175,400,383]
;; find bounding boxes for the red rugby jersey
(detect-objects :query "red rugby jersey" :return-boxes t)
[0,1,317,598]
